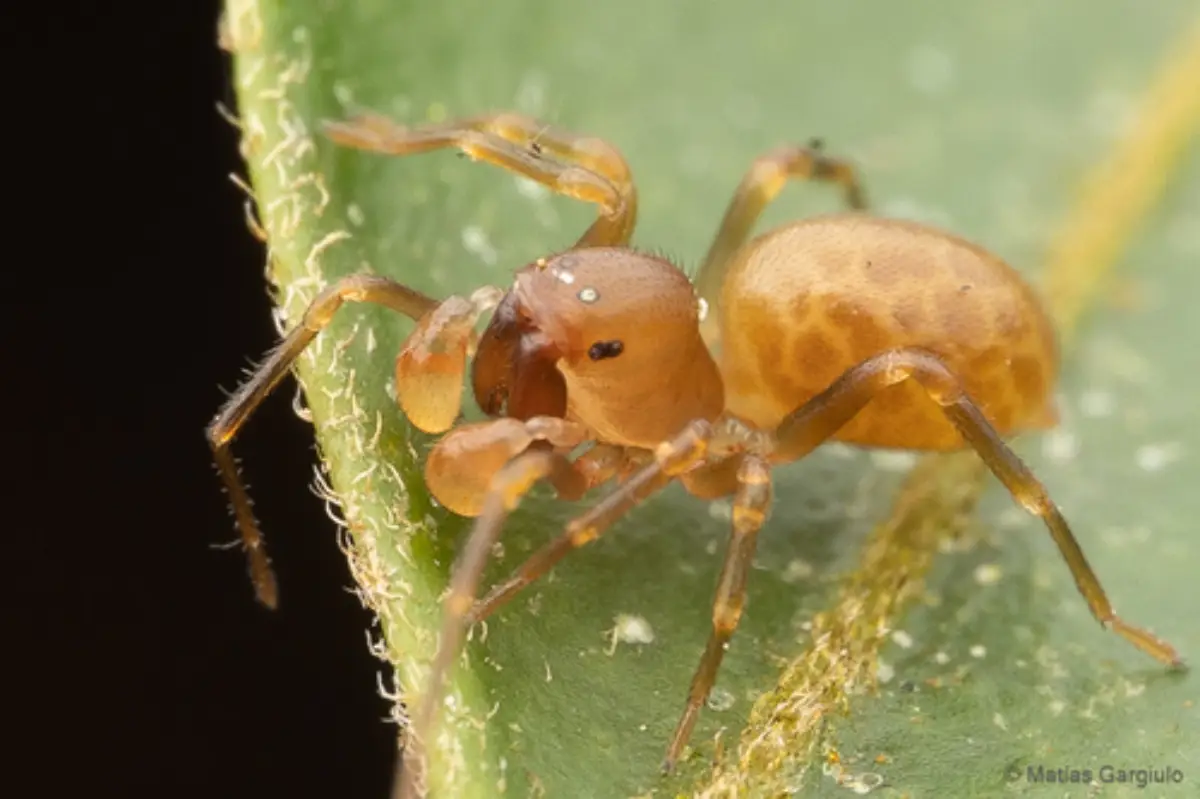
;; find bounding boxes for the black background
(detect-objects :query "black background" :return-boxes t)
[12,3,393,797]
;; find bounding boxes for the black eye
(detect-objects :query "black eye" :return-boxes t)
[587,340,624,361]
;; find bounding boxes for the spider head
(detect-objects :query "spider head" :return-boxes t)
[473,248,723,446]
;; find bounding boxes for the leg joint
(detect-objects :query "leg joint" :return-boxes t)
[655,419,713,475]
[1017,485,1053,517]
[732,504,767,535]
[567,520,598,547]
[712,598,744,634]
[445,590,474,618]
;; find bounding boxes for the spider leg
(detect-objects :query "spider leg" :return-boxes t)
[397,423,710,798]
[207,275,441,606]
[771,347,1182,667]
[696,143,866,345]
[465,423,711,625]
[396,447,588,799]
[324,111,637,247]
[663,454,772,772]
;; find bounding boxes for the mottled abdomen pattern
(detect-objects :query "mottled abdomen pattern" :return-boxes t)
[718,214,1059,450]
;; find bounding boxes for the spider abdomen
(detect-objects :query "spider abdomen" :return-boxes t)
[717,213,1059,449]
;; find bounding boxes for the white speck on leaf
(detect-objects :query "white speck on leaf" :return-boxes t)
[1079,388,1116,418]
[1135,442,1182,472]
[706,687,735,711]
[870,450,918,472]
[708,499,732,521]
[974,563,1003,585]
[824,442,858,460]
[1101,526,1133,549]
[1123,679,1146,698]
[970,644,987,659]
[782,558,815,583]
[848,772,885,795]
[606,614,655,655]
[461,225,498,266]
[1043,429,1080,462]
[515,176,551,201]
[891,630,914,649]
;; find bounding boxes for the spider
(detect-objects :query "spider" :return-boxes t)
[207,111,1183,798]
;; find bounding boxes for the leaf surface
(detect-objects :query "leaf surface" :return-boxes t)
[224,2,1199,795]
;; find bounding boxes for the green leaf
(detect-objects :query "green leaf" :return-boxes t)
[223,1,1199,796]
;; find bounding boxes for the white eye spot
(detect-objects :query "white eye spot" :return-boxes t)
[553,268,575,285]
[578,287,599,303]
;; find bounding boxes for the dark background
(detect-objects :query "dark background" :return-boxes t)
[12,3,393,796]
